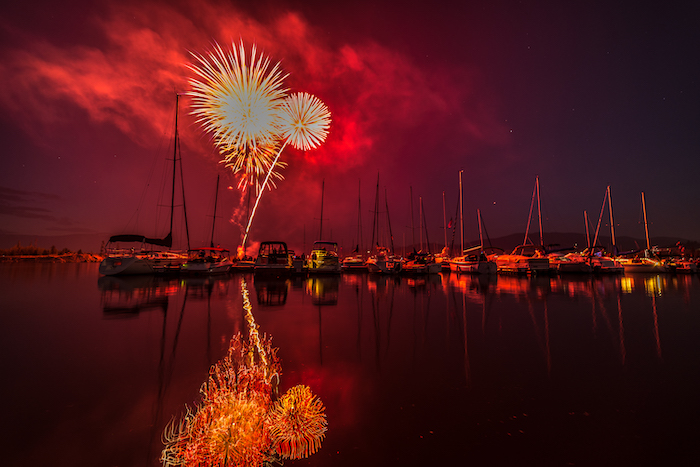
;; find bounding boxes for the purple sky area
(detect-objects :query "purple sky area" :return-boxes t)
[1,0,699,254]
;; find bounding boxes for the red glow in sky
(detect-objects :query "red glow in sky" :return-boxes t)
[1,0,699,253]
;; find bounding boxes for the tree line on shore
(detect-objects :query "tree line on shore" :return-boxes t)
[0,242,101,262]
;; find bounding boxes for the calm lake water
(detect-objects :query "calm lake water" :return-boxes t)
[2,262,699,466]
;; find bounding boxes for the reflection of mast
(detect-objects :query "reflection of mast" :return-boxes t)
[617,294,626,365]
[651,293,662,359]
[150,290,188,462]
[462,293,471,387]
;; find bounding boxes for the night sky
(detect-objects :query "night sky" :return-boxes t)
[1,0,699,254]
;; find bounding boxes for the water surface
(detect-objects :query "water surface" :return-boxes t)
[1,263,699,466]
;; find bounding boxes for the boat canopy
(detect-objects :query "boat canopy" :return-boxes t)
[107,233,172,248]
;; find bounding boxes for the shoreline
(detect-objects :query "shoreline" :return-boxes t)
[0,253,103,263]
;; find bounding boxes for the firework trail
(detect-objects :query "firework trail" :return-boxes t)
[241,92,331,247]
[187,42,331,250]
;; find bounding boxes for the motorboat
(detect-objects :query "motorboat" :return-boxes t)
[306,241,341,274]
[340,254,368,272]
[254,241,294,275]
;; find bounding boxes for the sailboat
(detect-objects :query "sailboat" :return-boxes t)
[341,180,368,272]
[618,192,666,273]
[181,175,233,275]
[402,196,441,274]
[577,187,623,273]
[99,95,189,276]
[490,177,550,274]
[449,171,497,274]
[365,175,402,274]
[306,180,341,274]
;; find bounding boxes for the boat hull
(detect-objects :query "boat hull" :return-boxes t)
[99,256,154,276]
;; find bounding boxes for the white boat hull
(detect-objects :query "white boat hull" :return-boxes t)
[99,256,154,276]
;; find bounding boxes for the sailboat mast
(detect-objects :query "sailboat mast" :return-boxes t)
[584,210,591,249]
[169,94,179,238]
[410,186,415,249]
[418,196,423,251]
[536,176,543,246]
[421,197,431,254]
[477,208,484,249]
[524,178,536,245]
[641,191,650,251]
[371,173,379,253]
[442,191,447,251]
[356,179,363,254]
[319,179,325,240]
[210,174,220,247]
[385,187,395,253]
[459,170,464,255]
[607,185,616,253]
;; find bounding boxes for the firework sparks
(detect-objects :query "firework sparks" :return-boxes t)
[241,92,331,246]
[187,41,288,157]
[161,279,326,467]
[268,385,328,460]
[220,141,286,194]
[278,92,332,151]
[186,42,332,252]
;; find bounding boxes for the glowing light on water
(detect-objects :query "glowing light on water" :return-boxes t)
[161,278,327,466]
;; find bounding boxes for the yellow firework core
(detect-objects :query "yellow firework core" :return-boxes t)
[279,92,332,151]
[187,41,288,156]
[268,385,328,460]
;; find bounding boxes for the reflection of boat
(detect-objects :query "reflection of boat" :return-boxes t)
[491,244,551,274]
[306,241,341,274]
[98,275,175,316]
[181,247,233,275]
[306,275,340,305]
[254,241,293,276]
[253,277,290,306]
[99,95,189,276]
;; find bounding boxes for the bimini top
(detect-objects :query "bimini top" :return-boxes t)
[107,233,172,248]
